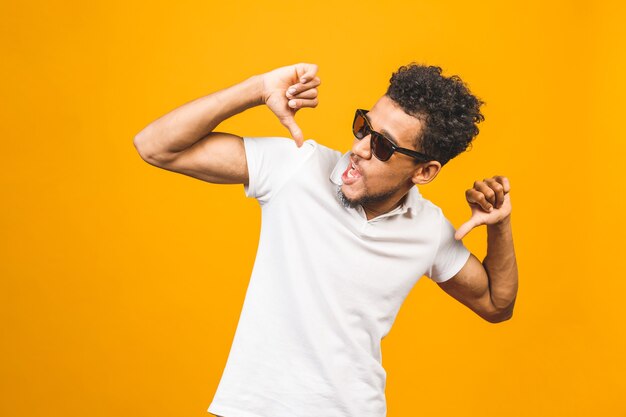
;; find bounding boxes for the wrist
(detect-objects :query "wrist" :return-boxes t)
[247,74,266,107]
[487,215,511,232]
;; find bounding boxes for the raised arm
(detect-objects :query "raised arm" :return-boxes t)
[132,63,321,184]
[437,176,518,323]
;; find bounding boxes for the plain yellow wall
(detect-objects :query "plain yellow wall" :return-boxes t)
[2,0,624,416]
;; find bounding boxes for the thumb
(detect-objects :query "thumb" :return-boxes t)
[281,115,304,147]
[454,218,478,240]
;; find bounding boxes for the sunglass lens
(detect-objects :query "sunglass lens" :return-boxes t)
[353,112,394,161]
[353,113,368,139]
[372,133,393,161]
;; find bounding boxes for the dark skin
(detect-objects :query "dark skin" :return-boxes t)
[135,62,518,323]
[442,176,517,323]
[457,176,512,239]
[284,65,517,323]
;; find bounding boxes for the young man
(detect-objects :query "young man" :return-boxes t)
[133,62,518,417]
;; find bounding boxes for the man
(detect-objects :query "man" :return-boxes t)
[133,62,518,417]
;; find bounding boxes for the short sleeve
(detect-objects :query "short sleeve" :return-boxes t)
[426,212,472,283]
[243,136,316,206]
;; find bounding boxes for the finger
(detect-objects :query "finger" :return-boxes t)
[288,97,319,109]
[466,188,493,212]
[493,175,511,193]
[296,63,319,84]
[286,88,318,100]
[473,180,497,207]
[484,178,505,209]
[286,77,321,97]
[302,76,321,88]
[280,115,304,147]
[455,218,477,240]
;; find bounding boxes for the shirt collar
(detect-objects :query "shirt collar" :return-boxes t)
[329,151,422,216]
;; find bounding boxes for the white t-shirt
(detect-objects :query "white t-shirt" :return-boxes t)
[207,137,471,417]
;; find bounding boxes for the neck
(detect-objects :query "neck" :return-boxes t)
[362,193,409,221]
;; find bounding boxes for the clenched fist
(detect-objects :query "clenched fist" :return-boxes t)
[455,176,512,240]
[260,63,321,147]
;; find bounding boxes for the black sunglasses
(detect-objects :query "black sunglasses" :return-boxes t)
[352,108,436,162]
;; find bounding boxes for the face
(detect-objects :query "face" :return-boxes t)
[337,95,440,217]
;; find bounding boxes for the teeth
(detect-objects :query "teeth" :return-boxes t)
[347,164,359,179]
[347,160,360,180]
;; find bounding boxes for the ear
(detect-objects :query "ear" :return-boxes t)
[411,160,442,185]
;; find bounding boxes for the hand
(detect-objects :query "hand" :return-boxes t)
[259,63,321,147]
[455,176,512,240]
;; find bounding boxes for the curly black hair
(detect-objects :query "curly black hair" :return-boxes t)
[385,63,485,166]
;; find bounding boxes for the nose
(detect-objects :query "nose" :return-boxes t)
[351,135,373,160]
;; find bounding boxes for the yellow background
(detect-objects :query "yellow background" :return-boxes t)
[2,0,624,416]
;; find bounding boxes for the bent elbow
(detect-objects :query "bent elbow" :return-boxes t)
[133,135,151,160]
[134,135,162,166]
[484,309,514,324]
[484,296,516,324]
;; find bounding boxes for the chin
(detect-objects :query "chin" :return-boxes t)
[336,185,362,209]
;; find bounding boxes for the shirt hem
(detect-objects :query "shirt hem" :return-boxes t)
[431,248,471,283]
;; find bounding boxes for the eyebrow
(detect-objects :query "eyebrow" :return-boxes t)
[363,113,398,145]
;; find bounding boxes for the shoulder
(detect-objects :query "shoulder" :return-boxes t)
[243,136,318,152]
[242,136,341,181]
[242,136,319,169]
[303,139,341,160]
[414,193,445,221]
[292,139,343,172]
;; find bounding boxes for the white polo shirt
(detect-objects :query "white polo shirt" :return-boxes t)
[208,137,471,417]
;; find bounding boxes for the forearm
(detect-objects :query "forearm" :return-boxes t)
[483,215,518,313]
[133,74,264,160]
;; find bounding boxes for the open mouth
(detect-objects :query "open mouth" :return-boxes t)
[341,158,362,184]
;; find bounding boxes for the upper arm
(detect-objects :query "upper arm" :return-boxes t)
[138,131,249,185]
[436,254,513,323]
